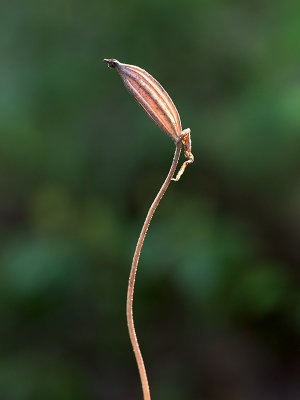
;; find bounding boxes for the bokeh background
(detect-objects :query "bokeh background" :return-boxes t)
[1,1,300,399]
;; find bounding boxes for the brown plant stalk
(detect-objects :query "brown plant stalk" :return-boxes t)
[104,59,193,400]
[127,142,181,400]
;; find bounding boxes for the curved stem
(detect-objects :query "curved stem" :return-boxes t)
[126,142,182,400]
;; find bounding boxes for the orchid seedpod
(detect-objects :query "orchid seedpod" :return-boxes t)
[104,58,194,181]
[104,58,195,400]
[104,58,182,142]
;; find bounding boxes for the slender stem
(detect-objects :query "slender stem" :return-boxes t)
[126,142,182,400]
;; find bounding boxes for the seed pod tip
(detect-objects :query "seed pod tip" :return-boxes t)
[104,58,119,69]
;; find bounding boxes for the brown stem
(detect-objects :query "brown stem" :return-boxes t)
[126,142,182,400]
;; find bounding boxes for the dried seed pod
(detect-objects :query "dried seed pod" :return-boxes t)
[104,58,181,142]
[104,58,194,180]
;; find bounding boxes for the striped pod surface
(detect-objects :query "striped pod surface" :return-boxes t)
[104,58,194,181]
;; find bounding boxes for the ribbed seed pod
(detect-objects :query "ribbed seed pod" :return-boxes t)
[104,59,182,143]
[104,58,194,181]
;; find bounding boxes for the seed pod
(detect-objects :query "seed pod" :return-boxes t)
[104,58,194,181]
[104,58,182,143]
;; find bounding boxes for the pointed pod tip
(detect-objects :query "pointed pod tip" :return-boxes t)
[103,59,119,69]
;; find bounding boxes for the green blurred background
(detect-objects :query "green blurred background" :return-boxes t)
[1,1,299,399]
